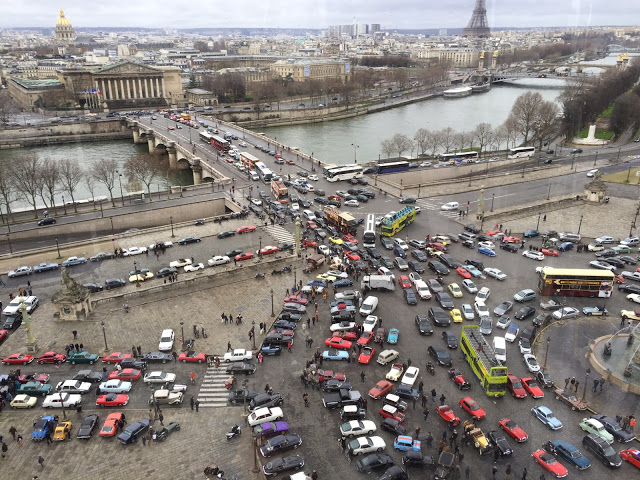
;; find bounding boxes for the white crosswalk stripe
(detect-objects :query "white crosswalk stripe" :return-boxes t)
[416,200,460,218]
[197,368,232,408]
[262,224,295,244]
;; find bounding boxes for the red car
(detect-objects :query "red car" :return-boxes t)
[100,412,124,437]
[225,157,234,163]
[284,295,308,305]
[621,448,640,469]
[459,397,486,420]
[487,230,502,236]
[18,373,50,384]
[436,405,460,426]
[369,380,393,399]
[178,351,206,363]
[503,236,521,243]
[236,225,257,234]
[379,404,405,422]
[96,393,129,407]
[448,368,470,390]
[37,351,66,365]
[0,329,7,343]
[541,248,559,257]
[286,159,295,165]
[522,377,545,399]
[235,252,255,261]
[167,126,175,130]
[306,221,318,230]
[274,154,282,159]
[345,251,360,261]
[325,337,352,350]
[456,267,471,279]
[532,448,568,478]
[357,331,374,346]
[427,242,446,252]
[317,369,346,382]
[108,368,141,381]
[358,346,375,364]
[302,239,317,248]
[507,374,527,399]
[498,418,528,443]
[334,331,357,341]
[2,353,34,365]
[259,246,279,255]
[342,234,358,244]
[398,276,411,289]
[102,352,133,364]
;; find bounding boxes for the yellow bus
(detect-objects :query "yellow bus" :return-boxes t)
[271,180,289,203]
[460,325,508,397]
[180,113,191,121]
[537,267,614,298]
[380,206,416,237]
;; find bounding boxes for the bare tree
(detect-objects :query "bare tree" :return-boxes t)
[491,125,508,152]
[391,134,414,158]
[473,123,493,157]
[414,128,430,156]
[0,89,20,124]
[84,171,96,205]
[510,92,544,145]
[0,158,16,222]
[532,100,560,147]
[39,157,61,214]
[425,130,441,157]
[12,152,42,218]
[454,131,472,151]
[93,158,118,207]
[502,116,519,149]
[438,127,456,153]
[380,139,395,160]
[123,153,166,201]
[58,158,84,213]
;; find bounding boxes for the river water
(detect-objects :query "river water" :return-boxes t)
[261,78,565,165]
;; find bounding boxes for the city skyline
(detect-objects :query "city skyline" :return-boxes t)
[0,0,637,30]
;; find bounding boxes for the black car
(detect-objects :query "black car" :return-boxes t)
[104,278,126,290]
[427,279,443,294]
[465,259,484,271]
[514,306,535,321]
[90,252,116,262]
[273,319,297,330]
[605,257,625,268]
[380,417,407,436]
[441,331,458,349]
[120,358,147,371]
[322,379,352,392]
[581,434,622,468]
[487,430,513,456]
[226,362,257,375]
[141,352,173,363]
[380,256,394,269]
[77,414,99,439]
[228,389,259,405]
[415,314,433,335]
[259,433,303,457]
[360,191,375,199]
[464,224,480,234]
[399,197,416,204]
[380,237,394,250]
[595,249,617,258]
[264,333,293,345]
[461,240,474,249]
[428,261,449,275]
[532,313,550,327]
[520,325,537,343]
[618,284,640,294]
[249,392,284,410]
[476,234,493,242]
[411,250,428,262]
[427,345,452,366]
[73,370,103,383]
[434,451,455,479]
[428,307,451,326]
[408,260,425,273]
[3,314,22,330]
[590,414,636,443]
[537,369,553,388]
[395,385,420,400]
[118,419,151,445]
[277,312,302,322]
[38,217,57,226]
[355,453,396,474]
[178,236,201,245]
[83,283,103,293]
[366,247,382,259]
[500,244,518,253]
[402,450,435,468]
[435,293,454,310]
[404,290,418,305]
[262,455,305,476]
[217,231,236,239]
[440,254,458,269]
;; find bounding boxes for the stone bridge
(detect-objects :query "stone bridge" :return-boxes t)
[127,119,229,186]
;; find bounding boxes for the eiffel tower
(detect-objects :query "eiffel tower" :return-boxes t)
[462,0,490,38]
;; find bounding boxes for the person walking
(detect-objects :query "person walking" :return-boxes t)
[521,467,527,480]
[564,377,570,389]
[574,379,579,393]
[38,456,45,468]
[158,413,164,426]
[311,470,318,480]
[190,396,194,410]
[440,393,446,406]
[418,380,424,393]
[465,465,471,480]
[415,426,420,439]
[360,371,366,384]
[172,351,177,363]
[9,427,16,441]
[303,392,309,407]
[426,432,433,449]
[195,400,200,412]
[1,442,7,460]
[592,378,599,392]
[492,463,498,480]
[570,377,575,390]
[423,407,430,421]
[72,330,78,340]
[598,378,605,391]
[227,341,232,352]
[431,388,437,403]
[505,464,512,480]
[421,393,428,407]
[142,435,147,446]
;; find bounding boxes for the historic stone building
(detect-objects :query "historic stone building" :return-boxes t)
[270,59,351,82]
[55,8,75,43]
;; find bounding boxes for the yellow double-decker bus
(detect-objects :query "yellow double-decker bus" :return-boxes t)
[537,267,614,298]
[460,325,508,397]
[380,206,416,237]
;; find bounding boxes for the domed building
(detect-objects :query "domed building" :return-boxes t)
[55,8,75,43]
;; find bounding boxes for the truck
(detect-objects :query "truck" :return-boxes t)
[361,275,395,292]
[323,207,357,235]
[322,388,362,409]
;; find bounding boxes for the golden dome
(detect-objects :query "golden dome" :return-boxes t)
[56,8,71,27]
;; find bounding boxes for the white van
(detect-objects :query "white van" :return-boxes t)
[359,296,379,316]
[493,336,506,363]
[249,171,259,181]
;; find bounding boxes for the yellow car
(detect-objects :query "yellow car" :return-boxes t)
[317,273,337,282]
[329,236,343,245]
[128,270,154,283]
[427,248,444,258]
[53,421,72,441]
[450,309,463,323]
[10,394,38,409]
[621,310,640,321]
[169,258,192,268]
[448,283,463,298]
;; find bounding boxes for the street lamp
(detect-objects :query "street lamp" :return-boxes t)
[170,216,175,238]
[490,194,495,212]
[259,235,262,251]
[543,337,551,369]
[351,143,359,164]
[101,321,109,351]
[55,236,62,259]
[577,214,584,235]
[270,288,275,317]
[116,171,125,207]
[251,320,256,350]
[581,367,591,402]
[180,321,184,347]
[536,214,542,231]
[61,195,67,215]
[292,265,297,291]
[134,260,140,287]
[547,184,551,200]
[252,437,261,473]
[593,151,598,166]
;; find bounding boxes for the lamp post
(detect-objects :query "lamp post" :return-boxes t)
[259,235,262,251]
[617,147,621,162]
[134,260,140,287]
[55,236,62,259]
[252,437,260,473]
[61,195,67,215]
[293,265,297,291]
[543,337,551,369]
[101,321,109,351]
[270,288,275,317]
[593,151,598,166]
[251,320,256,350]
[581,367,591,402]
[351,143,359,164]
[180,321,184,347]
[116,171,125,207]
[242,379,249,415]
[571,154,576,171]
[170,216,175,238]
[547,184,551,200]
[490,194,495,212]
[577,214,584,235]
[536,214,542,231]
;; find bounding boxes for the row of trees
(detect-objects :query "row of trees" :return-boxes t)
[0,152,169,220]
[380,92,559,159]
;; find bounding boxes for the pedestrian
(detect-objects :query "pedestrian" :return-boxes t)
[16,435,22,446]
[418,380,424,393]
[195,400,199,412]
[1,442,6,460]
[286,288,290,297]
[564,377,570,389]
[423,407,430,421]
[132,346,137,358]
[442,429,447,441]
[440,393,446,406]
[340,436,346,451]
[72,330,78,340]
[137,345,142,356]
[438,440,445,454]
[415,426,420,439]
[407,358,412,367]
[506,464,512,480]
[158,413,164,426]
[142,435,147,446]
[303,392,309,407]
[258,352,263,364]
[492,463,498,480]
[360,371,366,383]
[592,378,599,392]
[521,467,527,480]
[494,447,500,461]
[172,351,177,363]
[629,415,636,431]
[38,456,45,468]
[227,341,232,352]
[9,427,16,441]
[431,388,437,402]
[426,432,433,449]
[362,398,367,411]
[307,318,311,328]
[574,379,579,392]
[570,377,575,390]
[421,394,427,407]
[459,451,464,463]
[599,378,604,391]
[45,431,51,445]
[412,397,417,410]
[466,465,471,480]
[311,470,318,480]
[287,341,292,352]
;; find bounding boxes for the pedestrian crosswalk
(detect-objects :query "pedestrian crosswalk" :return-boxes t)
[262,224,295,244]
[197,367,231,408]
[416,199,461,219]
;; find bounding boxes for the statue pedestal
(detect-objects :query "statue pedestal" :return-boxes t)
[26,340,39,354]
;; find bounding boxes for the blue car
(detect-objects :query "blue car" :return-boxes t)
[387,328,399,344]
[261,344,282,356]
[532,406,563,430]
[549,440,591,470]
[333,279,353,288]
[322,349,349,361]
[62,256,87,267]
[524,230,539,238]
[33,262,59,273]
[307,279,327,288]
[558,242,574,252]
[477,247,496,257]
[32,416,56,441]
[394,435,421,452]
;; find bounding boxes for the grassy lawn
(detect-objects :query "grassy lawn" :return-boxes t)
[576,126,615,140]
[600,103,615,118]
[602,168,640,185]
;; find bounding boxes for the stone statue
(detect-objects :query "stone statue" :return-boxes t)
[52,267,92,321]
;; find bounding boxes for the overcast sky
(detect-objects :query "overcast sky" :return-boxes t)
[1,0,637,29]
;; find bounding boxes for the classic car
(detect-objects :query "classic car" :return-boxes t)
[96,393,129,407]
[178,351,206,363]
[53,421,72,441]
[498,418,528,442]
[262,455,304,476]
[522,377,544,398]
[10,394,38,409]
[62,256,87,266]
[554,388,587,410]
[322,349,349,361]
[67,351,99,364]
[18,373,50,384]
[340,420,377,438]
[42,392,82,408]
[149,389,183,405]
[468,426,493,455]
[102,352,133,364]
[347,436,386,456]
[487,430,513,456]
[32,416,56,441]
[99,379,132,393]
[582,306,609,316]
[393,435,421,452]
[117,419,151,444]
[77,414,100,439]
[532,448,569,478]
[141,351,173,363]
[448,368,470,390]
[379,404,405,423]
[369,380,394,399]
[55,380,91,394]
[108,368,141,381]
[225,362,257,375]
[459,397,486,420]
[3,353,34,365]
[532,406,563,430]
[546,440,591,470]
[37,351,66,364]
[620,448,640,469]
[100,412,125,437]
[33,262,59,273]
[17,381,51,396]
[253,421,290,439]
[579,418,614,443]
[358,346,375,364]
[436,405,460,426]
